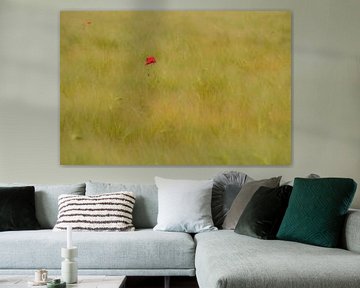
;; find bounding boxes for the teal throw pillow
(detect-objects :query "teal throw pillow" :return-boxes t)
[277,178,357,247]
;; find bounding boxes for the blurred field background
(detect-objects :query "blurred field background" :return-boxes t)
[60,11,291,165]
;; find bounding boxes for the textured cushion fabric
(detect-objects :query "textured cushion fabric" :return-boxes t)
[195,230,360,288]
[277,178,357,248]
[86,182,157,229]
[235,185,292,239]
[342,209,360,253]
[0,229,195,272]
[222,176,281,229]
[0,183,85,229]
[153,177,216,233]
[0,186,40,231]
[53,192,135,232]
[211,171,250,228]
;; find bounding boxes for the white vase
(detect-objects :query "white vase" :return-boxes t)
[61,247,78,284]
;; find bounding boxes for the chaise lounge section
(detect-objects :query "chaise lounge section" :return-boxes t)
[195,213,360,288]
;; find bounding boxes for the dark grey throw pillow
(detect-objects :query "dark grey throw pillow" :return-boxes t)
[234,185,292,239]
[223,176,281,230]
[0,186,41,231]
[212,171,250,228]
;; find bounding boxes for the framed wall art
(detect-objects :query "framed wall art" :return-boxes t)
[60,11,291,165]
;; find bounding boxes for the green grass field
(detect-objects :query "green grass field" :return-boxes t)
[60,11,291,165]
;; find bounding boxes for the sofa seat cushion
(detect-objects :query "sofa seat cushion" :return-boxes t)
[195,230,360,288]
[0,229,195,270]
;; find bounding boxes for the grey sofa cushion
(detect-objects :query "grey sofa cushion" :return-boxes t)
[212,171,250,228]
[153,177,216,233]
[195,230,360,288]
[222,177,281,230]
[342,209,360,253]
[0,183,85,228]
[0,229,195,271]
[86,182,158,229]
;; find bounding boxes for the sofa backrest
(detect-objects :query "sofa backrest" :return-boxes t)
[86,181,158,229]
[0,183,86,229]
[341,209,360,253]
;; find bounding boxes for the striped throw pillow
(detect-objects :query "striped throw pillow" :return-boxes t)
[53,192,136,231]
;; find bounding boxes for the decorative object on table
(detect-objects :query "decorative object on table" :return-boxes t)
[61,225,78,284]
[35,269,48,283]
[47,279,66,288]
[60,11,292,166]
[27,269,51,287]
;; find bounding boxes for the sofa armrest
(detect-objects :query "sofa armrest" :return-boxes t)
[342,209,360,253]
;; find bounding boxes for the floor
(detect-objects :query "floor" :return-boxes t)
[126,276,199,288]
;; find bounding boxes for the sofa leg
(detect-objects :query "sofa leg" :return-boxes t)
[164,276,170,288]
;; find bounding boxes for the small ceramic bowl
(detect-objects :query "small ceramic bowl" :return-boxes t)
[47,279,66,288]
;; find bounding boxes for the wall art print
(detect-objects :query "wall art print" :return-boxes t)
[60,11,291,165]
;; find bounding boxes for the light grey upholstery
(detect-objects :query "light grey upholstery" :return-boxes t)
[0,180,359,287]
[342,209,360,253]
[195,230,360,288]
[86,181,158,229]
[0,229,195,276]
[0,183,85,228]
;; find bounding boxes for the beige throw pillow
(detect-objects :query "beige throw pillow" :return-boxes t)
[222,176,281,230]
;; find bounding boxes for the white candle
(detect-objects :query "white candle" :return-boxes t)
[67,225,72,249]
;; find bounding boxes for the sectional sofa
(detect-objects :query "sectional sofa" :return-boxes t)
[0,180,359,288]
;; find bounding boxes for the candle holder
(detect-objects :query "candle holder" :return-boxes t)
[61,247,78,284]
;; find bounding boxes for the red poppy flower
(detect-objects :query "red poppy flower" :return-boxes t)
[145,56,156,65]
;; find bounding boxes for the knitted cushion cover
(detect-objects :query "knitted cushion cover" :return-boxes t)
[53,192,135,232]
[277,178,357,247]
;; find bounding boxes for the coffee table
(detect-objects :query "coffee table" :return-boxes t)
[0,275,126,288]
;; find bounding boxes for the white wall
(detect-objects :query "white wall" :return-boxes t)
[0,0,359,208]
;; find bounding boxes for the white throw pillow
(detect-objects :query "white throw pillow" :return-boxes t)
[53,192,135,232]
[153,177,217,233]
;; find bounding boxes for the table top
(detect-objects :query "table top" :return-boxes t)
[0,275,126,288]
